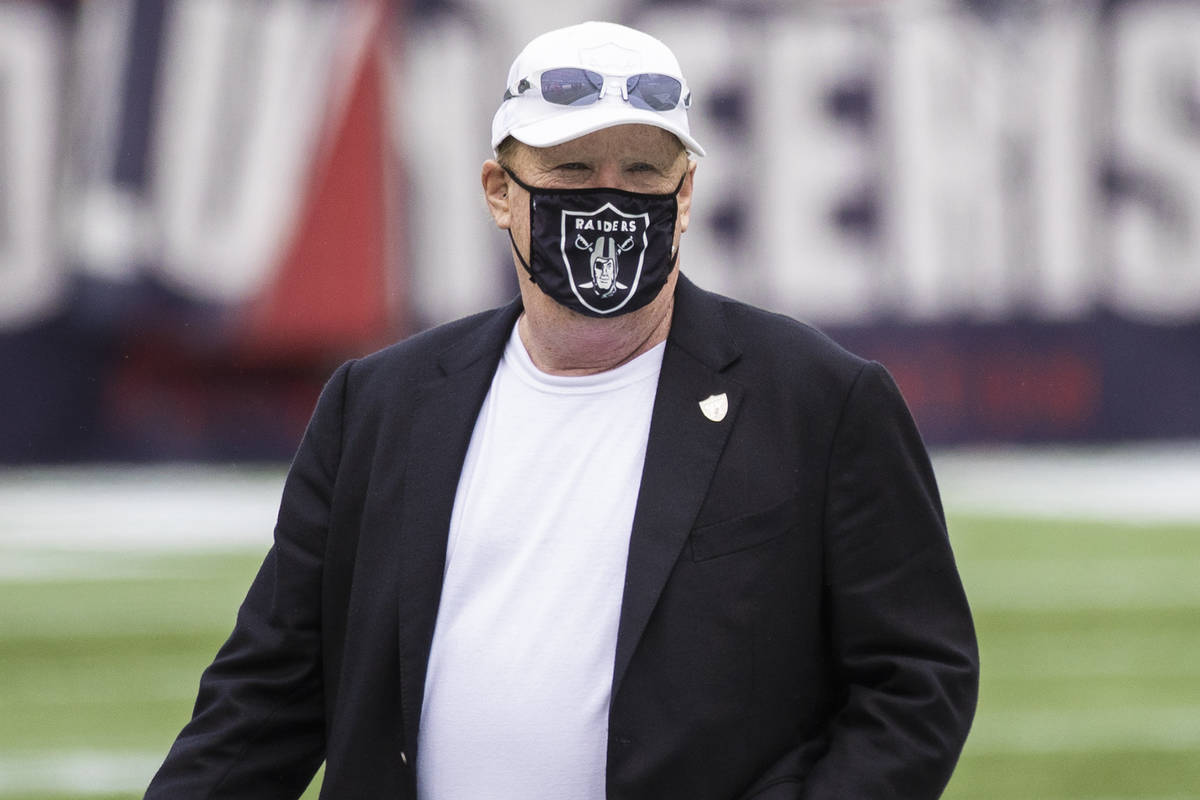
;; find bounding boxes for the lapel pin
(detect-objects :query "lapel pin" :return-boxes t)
[698,393,728,423]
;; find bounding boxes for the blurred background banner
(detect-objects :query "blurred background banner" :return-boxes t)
[1,0,1197,463]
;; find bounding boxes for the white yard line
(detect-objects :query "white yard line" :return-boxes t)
[967,705,1200,755]
[1,704,1197,797]
[0,465,284,552]
[0,751,162,795]
[933,443,1200,524]
[962,556,1200,611]
[0,444,1197,560]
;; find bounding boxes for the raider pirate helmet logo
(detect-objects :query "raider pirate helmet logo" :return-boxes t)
[574,234,634,298]
[561,203,649,315]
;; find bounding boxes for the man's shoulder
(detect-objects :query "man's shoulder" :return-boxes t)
[727,296,860,360]
[363,302,516,367]
[332,301,519,404]
[680,279,868,377]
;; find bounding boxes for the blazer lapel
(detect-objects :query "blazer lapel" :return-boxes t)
[611,275,743,695]
[396,299,522,750]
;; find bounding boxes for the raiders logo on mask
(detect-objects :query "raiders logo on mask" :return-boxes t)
[504,167,684,318]
[564,205,647,313]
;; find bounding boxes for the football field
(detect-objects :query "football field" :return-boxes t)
[1,448,1198,799]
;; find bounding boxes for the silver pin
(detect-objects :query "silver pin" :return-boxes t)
[698,393,728,423]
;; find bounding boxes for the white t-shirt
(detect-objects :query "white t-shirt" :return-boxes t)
[416,323,665,800]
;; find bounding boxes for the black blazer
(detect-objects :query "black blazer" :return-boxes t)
[147,275,978,799]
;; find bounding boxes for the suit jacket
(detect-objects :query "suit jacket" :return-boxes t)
[146,274,978,799]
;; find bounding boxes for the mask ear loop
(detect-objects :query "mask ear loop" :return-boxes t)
[501,165,541,285]
[668,167,687,264]
[671,169,687,195]
[507,228,539,285]
[502,165,537,194]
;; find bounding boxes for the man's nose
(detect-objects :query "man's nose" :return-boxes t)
[591,164,629,189]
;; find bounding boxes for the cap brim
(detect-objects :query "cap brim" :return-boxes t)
[506,104,706,157]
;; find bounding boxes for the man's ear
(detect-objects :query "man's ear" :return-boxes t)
[482,160,512,229]
[676,158,698,235]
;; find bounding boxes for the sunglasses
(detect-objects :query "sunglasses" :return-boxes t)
[502,67,691,112]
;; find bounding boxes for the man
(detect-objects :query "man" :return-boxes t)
[147,21,978,800]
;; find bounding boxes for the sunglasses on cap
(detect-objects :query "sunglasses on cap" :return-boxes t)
[502,67,691,112]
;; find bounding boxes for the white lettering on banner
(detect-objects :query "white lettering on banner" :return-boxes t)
[1110,0,1200,323]
[1024,3,1102,319]
[0,4,64,330]
[63,0,151,284]
[882,4,1105,322]
[63,0,1178,328]
[751,16,878,324]
[881,7,1010,321]
[400,0,1200,327]
[2,0,1198,329]
[400,13,505,323]
[152,0,340,302]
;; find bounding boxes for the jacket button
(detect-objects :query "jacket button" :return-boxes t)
[400,750,409,766]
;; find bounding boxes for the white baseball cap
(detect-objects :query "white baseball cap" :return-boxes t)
[491,21,705,157]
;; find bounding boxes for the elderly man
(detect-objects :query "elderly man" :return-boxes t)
[147,21,978,800]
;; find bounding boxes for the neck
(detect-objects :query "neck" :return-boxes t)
[517,273,676,376]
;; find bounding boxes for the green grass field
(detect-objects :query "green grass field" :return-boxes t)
[1,512,1197,799]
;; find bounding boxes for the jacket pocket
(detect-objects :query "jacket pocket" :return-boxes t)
[689,496,799,561]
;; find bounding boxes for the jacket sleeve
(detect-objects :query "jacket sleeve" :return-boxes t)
[145,361,353,799]
[800,361,979,799]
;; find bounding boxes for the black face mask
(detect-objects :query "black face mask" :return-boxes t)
[504,167,685,318]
